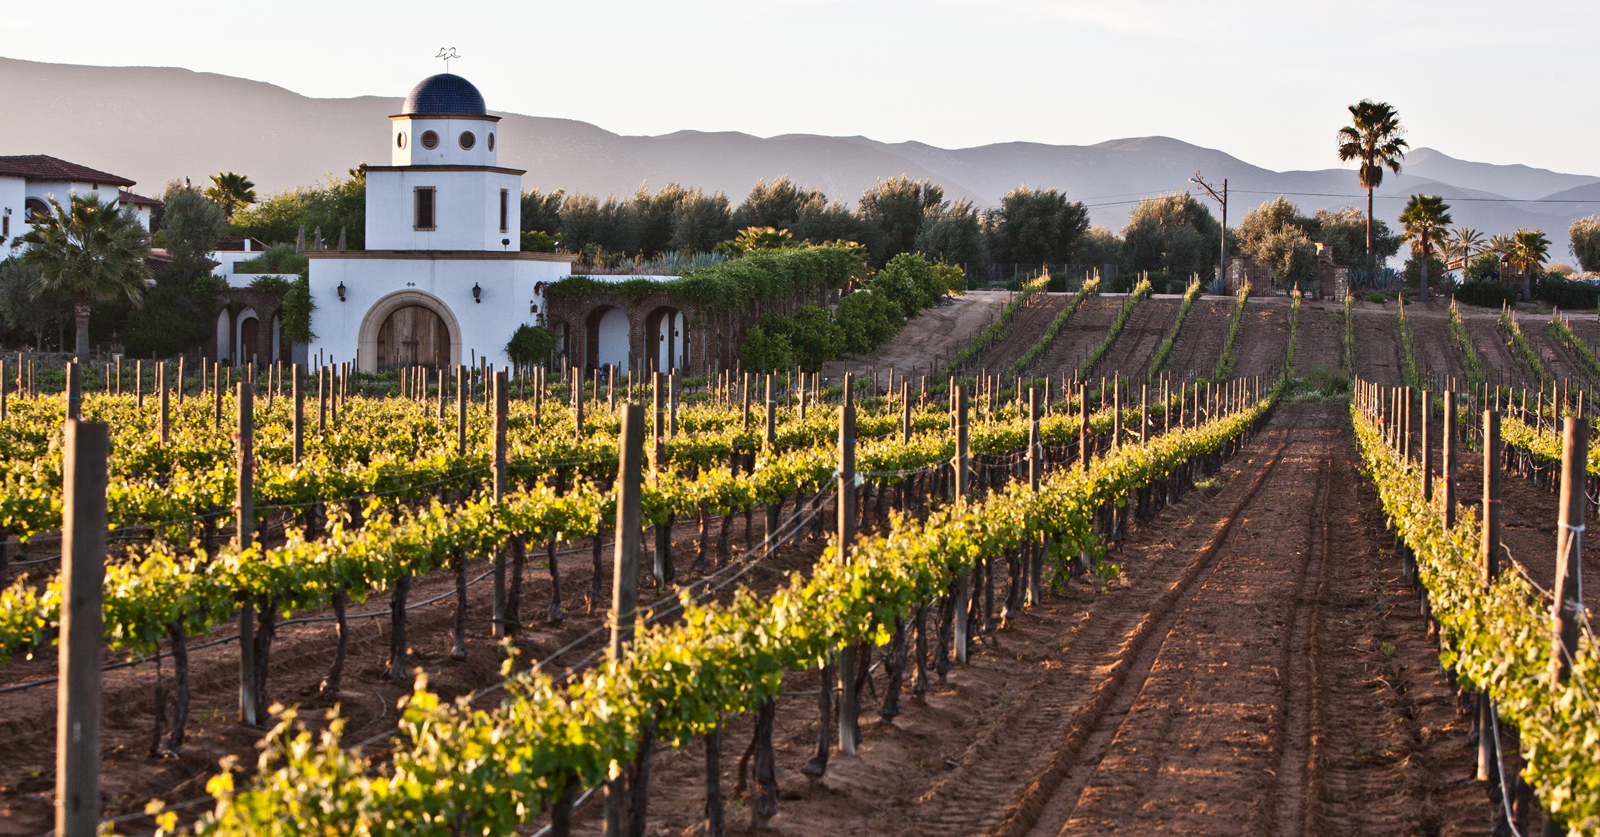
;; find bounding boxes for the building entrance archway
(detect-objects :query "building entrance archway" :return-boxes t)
[357,290,463,373]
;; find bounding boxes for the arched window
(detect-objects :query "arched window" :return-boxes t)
[24,198,50,223]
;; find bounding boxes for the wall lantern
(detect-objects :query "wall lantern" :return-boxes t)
[473,282,482,303]
[336,281,346,302]
[530,302,538,314]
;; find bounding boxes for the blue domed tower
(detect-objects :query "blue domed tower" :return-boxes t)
[306,71,576,374]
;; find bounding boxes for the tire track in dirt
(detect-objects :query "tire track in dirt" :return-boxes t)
[1164,299,1234,382]
[1100,298,1177,382]
[1232,299,1291,383]
[1024,411,1309,837]
[892,415,1298,837]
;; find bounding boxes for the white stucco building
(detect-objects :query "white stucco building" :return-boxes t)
[307,73,575,373]
[0,155,159,247]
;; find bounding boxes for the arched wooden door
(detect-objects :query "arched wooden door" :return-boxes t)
[375,305,451,371]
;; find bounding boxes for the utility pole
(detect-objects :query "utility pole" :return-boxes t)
[1191,172,1228,287]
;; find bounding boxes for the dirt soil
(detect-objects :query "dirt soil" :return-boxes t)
[971,293,1068,377]
[1520,316,1594,385]
[1165,298,1236,382]
[1031,295,1123,379]
[1099,297,1179,382]
[1461,313,1530,390]
[822,291,1008,381]
[565,403,1493,836]
[1403,304,1468,385]
[1352,303,1406,386]
[1294,303,1346,378]
[1230,298,1291,382]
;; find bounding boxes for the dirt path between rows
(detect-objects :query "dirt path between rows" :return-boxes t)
[1154,298,1226,383]
[1100,297,1179,382]
[972,293,1068,377]
[1034,295,1121,378]
[1404,307,1468,385]
[1354,306,1406,386]
[1231,298,1291,383]
[1294,303,1346,378]
[1462,315,1530,389]
[566,403,1491,837]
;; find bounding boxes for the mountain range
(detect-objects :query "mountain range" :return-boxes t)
[4,56,1598,263]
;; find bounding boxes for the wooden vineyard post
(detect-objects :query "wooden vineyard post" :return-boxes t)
[236,382,259,725]
[1550,417,1586,687]
[1443,391,1457,527]
[902,381,912,443]
[159,362,170,446]
[66,361,81,420]
[653,372,667,473]
[574,365,586,440]
[1028,386,1043,606]
[136,359,144,411]
[292,364,304,463]
[953,385,971,664]
[437,369,447,424]
[763,375,777,555]
[455,365,468,456]
[56,419,108,837]
[837,374,859,755]
[741,372,751,431]
[1,359,7,423]
[1140,383,1148,444]
[1078,383,1089,471]
[1479,409,1501,783]
[213,363,223,429]
[491,371,508,639]
[605,403,645,836]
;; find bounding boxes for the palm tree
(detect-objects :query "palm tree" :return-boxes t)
[1509,229,1550,301]
[1336,100,1409,282]
[205,172,257,219]
[1447,227,1484,281]
[1397,195,1452,301]
[19,192,150,357]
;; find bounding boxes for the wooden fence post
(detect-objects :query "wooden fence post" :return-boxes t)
[56,419,108,837]
[953,385,970,664]
[606,402,645,835]
[491,370,508,638]
[236,382,258,725]
[1028,385,1043,606]
[1550,416,1586,686]
[456,365,468,456]
[66,361,81,420]
[837,373,859,755]
[1444,390,1457,527]
[159,362,170,446]
[1479,409,1501,783]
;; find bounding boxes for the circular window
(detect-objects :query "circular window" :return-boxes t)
[396,132,407,150]
[459,131,476,150]
[420,130,439,150]
[487,133,495,151]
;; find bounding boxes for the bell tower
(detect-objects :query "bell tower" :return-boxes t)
[364,73,523,252]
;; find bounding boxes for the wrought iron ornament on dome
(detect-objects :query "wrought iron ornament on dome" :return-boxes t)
[403,49,486,115]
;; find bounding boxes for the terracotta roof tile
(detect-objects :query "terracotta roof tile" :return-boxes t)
[0,155,135,188]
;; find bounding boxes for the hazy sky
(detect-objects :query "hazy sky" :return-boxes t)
[3,0,1595,175]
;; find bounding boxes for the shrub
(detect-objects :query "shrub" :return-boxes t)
[1454,281,1519,309]
[834,288,902,355]
[1533,276,1599,309]
[505,324,557,371]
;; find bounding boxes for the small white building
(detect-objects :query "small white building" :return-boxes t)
[307,73,575,372]
[0,155,158,247]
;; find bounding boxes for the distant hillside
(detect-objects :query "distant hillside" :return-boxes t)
[4,56,1598,260]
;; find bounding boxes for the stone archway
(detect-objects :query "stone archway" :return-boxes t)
[357,290,463,373]
[643,306,686,373]
[585,305,630,371]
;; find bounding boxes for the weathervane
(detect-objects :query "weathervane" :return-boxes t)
[435,47,461,73]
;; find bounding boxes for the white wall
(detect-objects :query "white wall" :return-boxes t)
[596,307,630,369]
[365,168,522,252]
[390,116,500,167]
[0,176,23,246]
[215,310,231,364]
[306,252,574,371]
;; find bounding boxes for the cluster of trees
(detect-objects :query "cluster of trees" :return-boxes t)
[520,176,1098,272]
[1233,198,1400,287]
